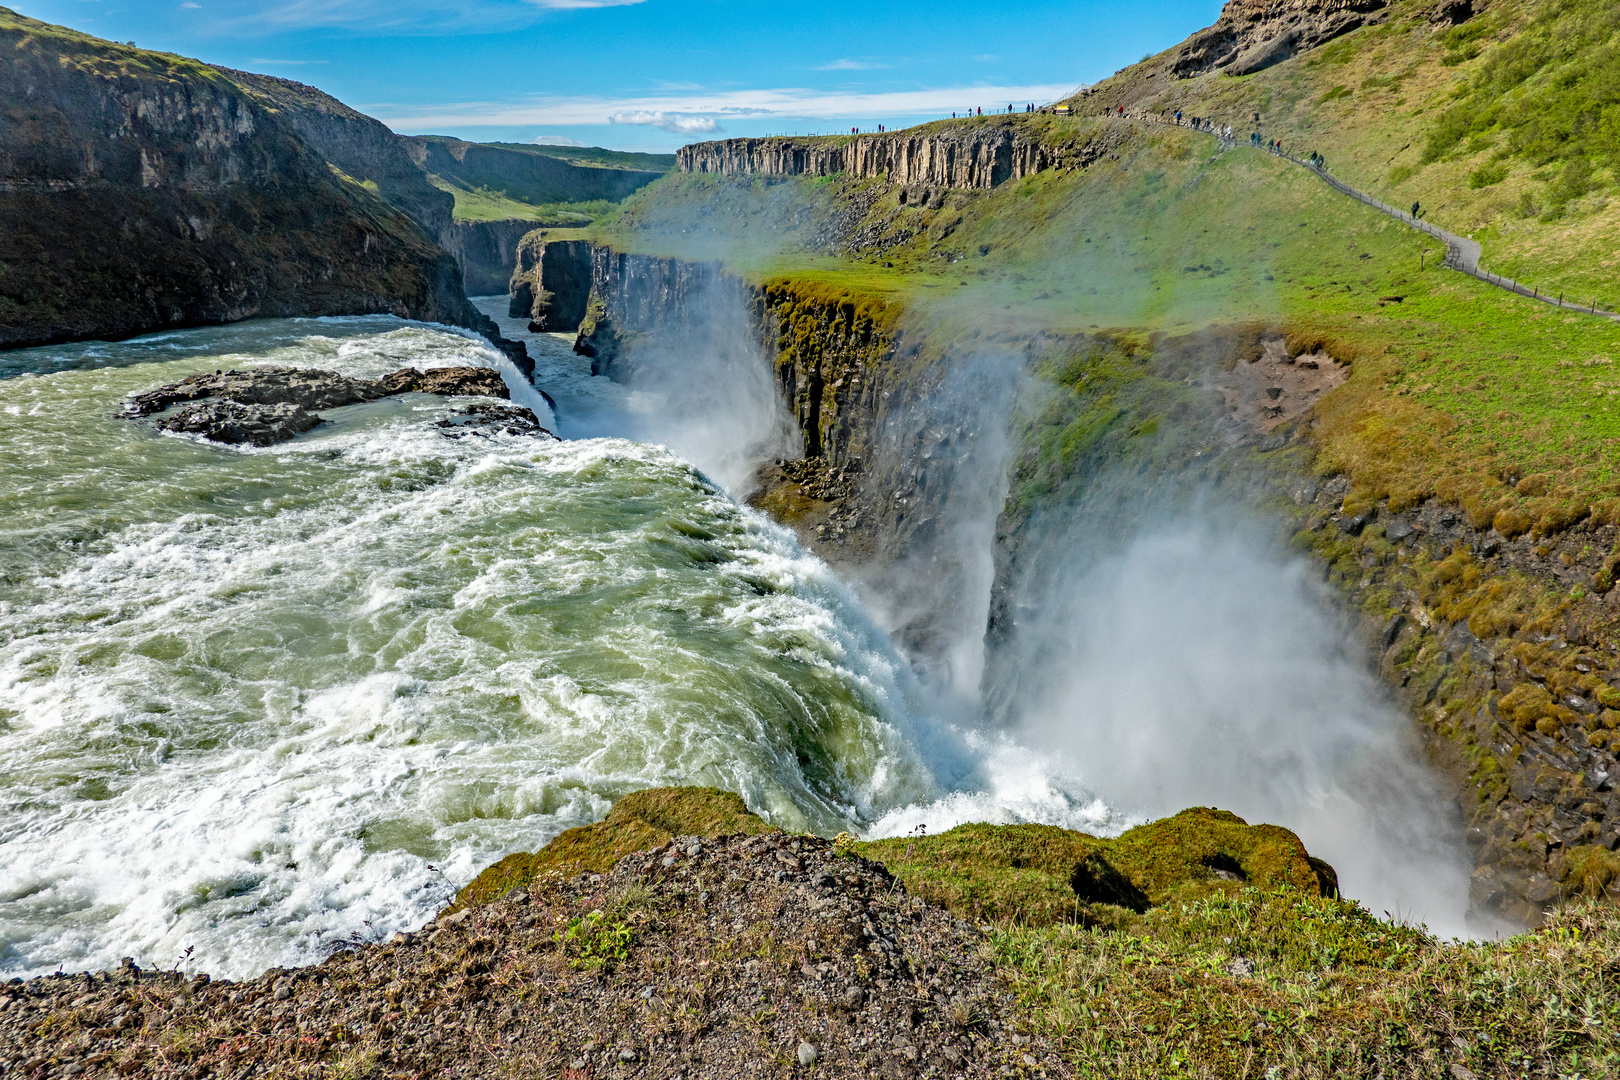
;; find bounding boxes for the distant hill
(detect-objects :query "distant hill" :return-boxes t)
[453,140,676,174]
[401,136,666,225]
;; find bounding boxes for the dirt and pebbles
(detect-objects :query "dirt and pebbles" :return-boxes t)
[0,834,1064,1079]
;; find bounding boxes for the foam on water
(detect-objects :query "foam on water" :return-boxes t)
[0,317,972,978]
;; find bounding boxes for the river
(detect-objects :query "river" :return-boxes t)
[0,308,1115,980]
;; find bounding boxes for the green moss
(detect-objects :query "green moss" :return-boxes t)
[448,787,776,913]
[854,808,1335,929]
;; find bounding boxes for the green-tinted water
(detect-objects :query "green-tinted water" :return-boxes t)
[0,316,958,977]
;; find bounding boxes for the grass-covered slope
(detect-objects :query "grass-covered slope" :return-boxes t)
[1098,0,1620,309]
[404,135,666,225]
[447,789,1620,1078]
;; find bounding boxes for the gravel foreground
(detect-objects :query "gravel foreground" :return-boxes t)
[0,834,1067,1078]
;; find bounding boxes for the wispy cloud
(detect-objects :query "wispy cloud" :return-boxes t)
[375,82,1080,131]
[224,0,643,32]
[531,134,586,146]
[249,58,330,65]
[815,58,886,71]
[609,110,721,134]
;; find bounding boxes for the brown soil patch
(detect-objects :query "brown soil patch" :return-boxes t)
[1216,337,1349,432]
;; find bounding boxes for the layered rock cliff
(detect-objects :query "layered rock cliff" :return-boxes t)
[1165,0,1391,78]
[0,8,488,350]
[677,121,1058,190]
[509,233,592,332]
[220,67,454,241]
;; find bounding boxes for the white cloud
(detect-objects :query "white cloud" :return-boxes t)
[608,111,721,134]
[180,3,202,9]
[225,0,642,31]
[377,82,1081,132]
[531,134,586,146]
[816,58,885,71]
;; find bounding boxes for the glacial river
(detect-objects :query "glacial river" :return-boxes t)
[0,308,1115,979]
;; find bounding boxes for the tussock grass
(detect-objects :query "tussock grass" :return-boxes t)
[993,895,1620,1079]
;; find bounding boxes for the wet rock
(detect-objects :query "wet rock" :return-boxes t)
[1384,516,1415,542]
[1339,507,1376,536]
[378,366,509,399]
[129,365,520,447]
[126,366,384,418]
[156,400,324,447]
[434,403,556,440]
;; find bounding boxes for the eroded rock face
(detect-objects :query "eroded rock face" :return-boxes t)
[509,235,593,332]
[127,365,546,446]
[1167,0,1391,78]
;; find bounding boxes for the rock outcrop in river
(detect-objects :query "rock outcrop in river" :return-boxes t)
[509,234,593,331]
[125,365,548,446]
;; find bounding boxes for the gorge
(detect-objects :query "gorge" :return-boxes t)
[4,0,1620,1075]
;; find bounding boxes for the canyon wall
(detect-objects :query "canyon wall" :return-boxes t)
[509,234,592,332]
[445,218,539,297]
[677,121,1057,190]
[221,67,454,242]
[0,8,493,351]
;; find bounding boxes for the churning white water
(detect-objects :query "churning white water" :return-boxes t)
[0,313,1113,981]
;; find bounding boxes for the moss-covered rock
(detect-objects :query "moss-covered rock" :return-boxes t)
[856,807,1337,927]
[447,787,776,913]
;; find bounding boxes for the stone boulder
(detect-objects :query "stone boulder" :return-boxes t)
[128,364,539,446]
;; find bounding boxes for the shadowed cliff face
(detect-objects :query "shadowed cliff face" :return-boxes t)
[0,8,483,349]
[221,67,455,243]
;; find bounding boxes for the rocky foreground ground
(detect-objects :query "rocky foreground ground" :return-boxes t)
[0,834,1062,1079]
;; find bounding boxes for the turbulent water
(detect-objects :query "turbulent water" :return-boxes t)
[0,311,1115,980]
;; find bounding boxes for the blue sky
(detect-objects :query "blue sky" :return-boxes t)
[14,0,1225,152]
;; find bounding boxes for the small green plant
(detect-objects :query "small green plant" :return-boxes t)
[553,911,633,970]
[1318,84,1352,103]
[1470,162,1508,189]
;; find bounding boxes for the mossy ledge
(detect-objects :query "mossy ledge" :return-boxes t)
[451,787,1337,928]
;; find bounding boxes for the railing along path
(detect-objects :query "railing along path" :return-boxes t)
[1099,110,1616,320]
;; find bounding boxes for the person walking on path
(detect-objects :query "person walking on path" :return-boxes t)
[1412,200,1422,219]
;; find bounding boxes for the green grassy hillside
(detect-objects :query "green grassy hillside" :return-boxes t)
[1096,0,1620,306]
[407,135,666,225]
[477,141,676,172]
